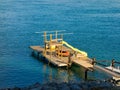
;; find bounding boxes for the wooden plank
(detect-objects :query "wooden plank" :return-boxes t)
[73,59,93,68]
[45,55,68,67]
[30,46,44,52]
[72,56,93,70]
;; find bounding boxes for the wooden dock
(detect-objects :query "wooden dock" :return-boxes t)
[30,46,68,67]
[30,31,94,70]
[30,31,120,80]
[30,46,93,70]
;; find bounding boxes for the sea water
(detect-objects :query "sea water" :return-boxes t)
[0,0,120,88]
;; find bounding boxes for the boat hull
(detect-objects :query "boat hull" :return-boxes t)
[105,66,120,74]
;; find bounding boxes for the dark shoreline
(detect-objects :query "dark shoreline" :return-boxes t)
[1,80,120,90]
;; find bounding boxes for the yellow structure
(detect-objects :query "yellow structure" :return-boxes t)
[62,41,88,57]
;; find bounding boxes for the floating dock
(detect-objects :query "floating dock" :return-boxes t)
[30,46,69,67]
[30,31,120,79]
[30,45,93,70]
[30,31,93,70]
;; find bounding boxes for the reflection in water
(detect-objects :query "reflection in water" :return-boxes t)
[36,55,111,84]
[41,63,83,83]
[71,64,86,79]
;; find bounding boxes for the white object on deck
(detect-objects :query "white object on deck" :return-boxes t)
[105,66,120,74]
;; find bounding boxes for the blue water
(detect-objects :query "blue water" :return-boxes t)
[0,0,120,88]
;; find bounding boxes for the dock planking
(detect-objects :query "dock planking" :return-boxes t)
[30,45,93,69]
[73,59,93,70]
[30,46,44,52]
[30,46,69,67]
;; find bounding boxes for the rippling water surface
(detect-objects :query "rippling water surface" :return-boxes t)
[0,0,120,88]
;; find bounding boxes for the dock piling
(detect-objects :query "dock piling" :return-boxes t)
[85,69,88,80]
[92,58,96,66]
[44,32,47,56]
[67,53,73,69]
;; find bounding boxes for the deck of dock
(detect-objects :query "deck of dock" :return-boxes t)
[30,46,68,67]
[30,46,93,69]
[73,58,93,70]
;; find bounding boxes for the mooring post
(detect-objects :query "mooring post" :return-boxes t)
[112,59,115,67]
[92,58,96,66]
[44,32,47,56]
[50,34,52,58]
[67,53,72,69]
[85,69,88,80]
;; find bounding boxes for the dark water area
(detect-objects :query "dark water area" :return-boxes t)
[0,0,120,88]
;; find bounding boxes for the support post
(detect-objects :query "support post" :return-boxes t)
[58,46,60,58]
[92,58,96,66]
[60,34,63,59]
[50,34,52,58]
[112,59,115,67]
[67,53,72,69]
[75,51,77,58]
[56,31,58,41]
[85,69,88,80]
[61,34,63,43]
[44,32,47,56]
[60,45,62,59]
[56,46,58,57]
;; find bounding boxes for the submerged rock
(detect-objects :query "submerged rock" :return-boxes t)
[69,84,82,90]
[1,80,120,90]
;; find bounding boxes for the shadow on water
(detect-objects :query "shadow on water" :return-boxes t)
[30,52,111,83]
[30,52,84,82]
[71,64,85,79]
[71,63,112,81]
